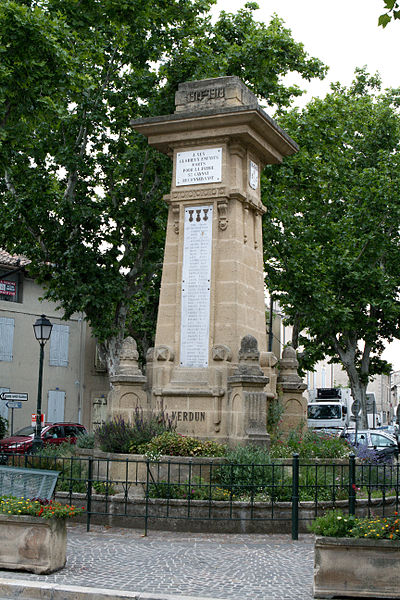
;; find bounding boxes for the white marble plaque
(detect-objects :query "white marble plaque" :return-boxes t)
[249,160,258,190]
[180,206,213,368]
[176,148,222,186]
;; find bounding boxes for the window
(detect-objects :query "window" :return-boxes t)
[49,325,69,367]
[0,318,14,361]
[307,404,341,419]
[0,271,21,303]
[370,433,394,448]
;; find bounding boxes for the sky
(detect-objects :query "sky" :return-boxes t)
[213,0,400,370]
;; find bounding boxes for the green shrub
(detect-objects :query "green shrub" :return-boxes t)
[0,416,8,440]
[96,410,175,454]
[270,430,351,459]
[21,445,88,493]
[139,431,227,457]
[215,445,289,496]
[147,476,233,501]
[92,480,116,495]
[76,432,95,449]
[310,509,356,537]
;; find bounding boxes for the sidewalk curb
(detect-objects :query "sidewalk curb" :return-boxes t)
[0,578,227,600]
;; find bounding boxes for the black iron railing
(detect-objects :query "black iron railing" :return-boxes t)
[0,451,399,539]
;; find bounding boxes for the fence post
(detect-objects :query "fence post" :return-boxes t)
[291,453,299,541]
[144,458,150,537]
[348,453,356,516]
[86,457,93,532]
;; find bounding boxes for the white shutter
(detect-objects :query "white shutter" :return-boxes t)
[47,390,65,422]
[49,324,69,367]
[0,318,14,361]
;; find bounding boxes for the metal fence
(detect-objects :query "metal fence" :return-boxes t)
[1,452,399,539]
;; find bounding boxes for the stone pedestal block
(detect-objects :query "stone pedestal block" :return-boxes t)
[227,336,270,447]
[107,337,149,423]
[277,346,307,435]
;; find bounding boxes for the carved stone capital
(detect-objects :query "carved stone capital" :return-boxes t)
[154,345,175,362]
[217,199,228,231]
[172,205,180,234]
[118,337,143,377]
[212,344,232,362]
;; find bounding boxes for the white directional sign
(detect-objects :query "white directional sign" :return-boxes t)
[0,392,28,402]
[6,401,22,409]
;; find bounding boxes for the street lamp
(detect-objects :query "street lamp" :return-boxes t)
[32,315,53,452]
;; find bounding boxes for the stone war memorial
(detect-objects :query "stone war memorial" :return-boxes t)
[108,76,307,445]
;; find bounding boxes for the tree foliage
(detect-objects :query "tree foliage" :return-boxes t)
[379,0,400,27]
[0,0,326,374]
[262,69,400,426]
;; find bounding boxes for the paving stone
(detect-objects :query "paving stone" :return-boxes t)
[0,524,316,599]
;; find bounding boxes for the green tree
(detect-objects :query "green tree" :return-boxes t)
[0,0,326,375]
[263,69,400,427]
[379,0,400,27]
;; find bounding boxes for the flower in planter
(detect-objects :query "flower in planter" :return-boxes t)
[311,509,400,540]
[0,496,84,519]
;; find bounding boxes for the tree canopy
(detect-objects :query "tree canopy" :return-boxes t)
[379,0,400,27]
[262,69,400,425]
[0,0,326,374]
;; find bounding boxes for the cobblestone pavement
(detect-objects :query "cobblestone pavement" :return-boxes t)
[0,525,316,600]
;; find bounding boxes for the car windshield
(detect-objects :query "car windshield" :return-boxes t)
[307,405,341,419]
[13,426,35,436]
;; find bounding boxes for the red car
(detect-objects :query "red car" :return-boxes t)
[0,423,87,453]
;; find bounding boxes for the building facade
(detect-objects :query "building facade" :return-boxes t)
[275,303,396,425]
[0,251,109,434]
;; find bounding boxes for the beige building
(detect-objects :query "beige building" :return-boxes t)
[0,250,108,434]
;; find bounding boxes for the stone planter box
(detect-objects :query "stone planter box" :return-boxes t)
[0,514,67,574]
[314,536,400,598]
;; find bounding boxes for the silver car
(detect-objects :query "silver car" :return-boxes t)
[342,429,399,459]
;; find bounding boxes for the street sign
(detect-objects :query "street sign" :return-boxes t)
[0,392,28,402]
[351,400,361,416]
[6,401,22,409]
[31,414,45,427]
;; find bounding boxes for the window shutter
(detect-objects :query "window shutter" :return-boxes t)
[49,325,69,367]
[0,318,14,361]
[47,390,65,422]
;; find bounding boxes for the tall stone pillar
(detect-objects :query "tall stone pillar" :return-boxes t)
[130,76,298,444]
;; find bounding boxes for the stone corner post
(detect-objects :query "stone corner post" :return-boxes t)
[227,335,270,448]
[277,346,307,435]
[107,337,149,423]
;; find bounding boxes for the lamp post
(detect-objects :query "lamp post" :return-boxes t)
[32,315,53,452]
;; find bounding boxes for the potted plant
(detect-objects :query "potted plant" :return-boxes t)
[311,509,400,598]
[0,496,84,574]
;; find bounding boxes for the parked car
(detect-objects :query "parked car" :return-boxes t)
[341,429,399,461]
[0,423,87,454]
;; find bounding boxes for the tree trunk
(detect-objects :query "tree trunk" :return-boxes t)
[332,337,369,429]
[100,304,129,378]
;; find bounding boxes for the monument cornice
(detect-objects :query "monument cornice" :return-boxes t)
[130,105,298,164]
